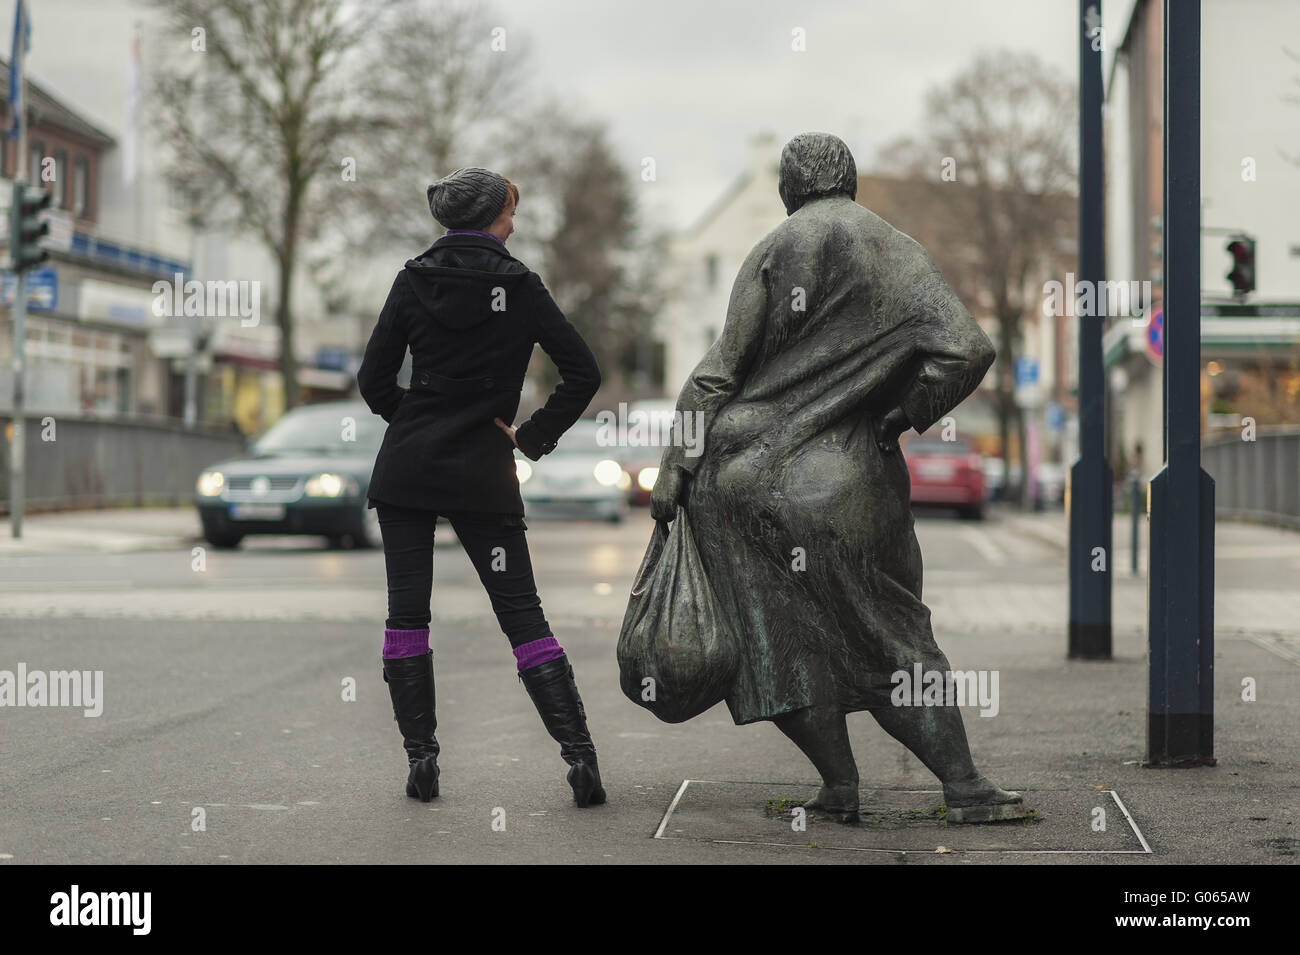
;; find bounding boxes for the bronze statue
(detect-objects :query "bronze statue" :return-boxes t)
[650,132,1027,824]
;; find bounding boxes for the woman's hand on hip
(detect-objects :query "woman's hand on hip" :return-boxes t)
[494,417,519,447]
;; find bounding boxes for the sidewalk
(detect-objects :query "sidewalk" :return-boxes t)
[492,578,1300,862]
[0,507,202,555]
[1000,506,1144,565]
[0,507,1295,863]
[10,610,1288,864]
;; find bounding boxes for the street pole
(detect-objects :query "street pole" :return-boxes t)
[183,217,198,428]
[9,223,27,539]
[1147,0,1215,766]
[1068,0,1113,659]
[8,30,29,540]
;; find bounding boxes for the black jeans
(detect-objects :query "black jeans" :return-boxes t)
[375,503,553,649]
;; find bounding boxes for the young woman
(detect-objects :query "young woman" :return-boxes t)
[356,167,606,808]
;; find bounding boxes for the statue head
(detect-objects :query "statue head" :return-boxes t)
[777,132,858,215]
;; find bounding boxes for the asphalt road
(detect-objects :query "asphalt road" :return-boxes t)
[1,506,1297,864]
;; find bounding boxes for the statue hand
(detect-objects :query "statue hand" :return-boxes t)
[650,465,685,523]
[875,406,911,454]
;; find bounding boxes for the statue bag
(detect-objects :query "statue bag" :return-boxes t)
[616,505,740,722]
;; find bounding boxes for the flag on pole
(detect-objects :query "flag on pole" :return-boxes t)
[123,28,140,185]
[7,0,31,140]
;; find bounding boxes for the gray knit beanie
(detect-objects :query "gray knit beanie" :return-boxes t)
[426,167,510,229]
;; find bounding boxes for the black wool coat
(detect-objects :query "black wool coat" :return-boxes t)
[357,233,601,514]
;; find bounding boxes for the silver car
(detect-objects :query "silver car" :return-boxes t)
[514,419,630,522]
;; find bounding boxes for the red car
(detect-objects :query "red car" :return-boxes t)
[903,436,986,520]
[618,400,679,507]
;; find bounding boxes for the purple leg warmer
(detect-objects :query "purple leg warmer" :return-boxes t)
[513,635,565,671]
[383,628,430,659]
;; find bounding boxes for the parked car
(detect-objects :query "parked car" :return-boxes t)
[982,456,1065,506]
[616,399,679,506]
[903,435,986,520]
[194,401,386,549]
[981,456,1018,502]
[1036,462,1066,506]
[515,418,630,522]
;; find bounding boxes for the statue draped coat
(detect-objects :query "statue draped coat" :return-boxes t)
[657,194,996,726]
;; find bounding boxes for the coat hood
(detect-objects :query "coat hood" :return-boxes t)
[403,250,530,330]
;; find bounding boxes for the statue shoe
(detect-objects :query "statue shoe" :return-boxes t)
[803,782,860,824]
[942,773,1029,823]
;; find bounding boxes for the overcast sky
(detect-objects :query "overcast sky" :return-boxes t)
[17,0,1079,233]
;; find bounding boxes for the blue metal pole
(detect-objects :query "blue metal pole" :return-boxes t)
[1147,0,1215,766]
[1069,0,1113,658]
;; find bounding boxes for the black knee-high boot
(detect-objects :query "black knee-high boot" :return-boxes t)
[382,651,440,801]
[518,656,606,807]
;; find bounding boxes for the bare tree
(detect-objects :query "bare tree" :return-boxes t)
[875,50,1077,506]
[283,7,662,399]
[496,98,668,392]
[149,0,399,409]
[334,0,532,250]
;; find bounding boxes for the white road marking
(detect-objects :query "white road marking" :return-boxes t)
[958,526,1007,566]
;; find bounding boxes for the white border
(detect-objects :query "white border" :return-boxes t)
[652,780,1153,856]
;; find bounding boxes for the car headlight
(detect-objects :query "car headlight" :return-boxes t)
[196,471,225,496]
[305,473,348,497]
[515,458,532,484]
[637,466,659,492]
[593,459,623,486]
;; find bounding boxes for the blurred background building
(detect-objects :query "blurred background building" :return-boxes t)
[0,1,363,438]
[1103,0,1300,480]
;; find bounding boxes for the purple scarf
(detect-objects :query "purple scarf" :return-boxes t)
[444,229,504,246]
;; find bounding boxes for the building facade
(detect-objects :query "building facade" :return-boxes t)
[1103,0,1300,479]
[657,133,1071,465]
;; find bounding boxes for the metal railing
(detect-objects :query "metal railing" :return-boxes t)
[1202,426,1300,529]
[0,413,244,513]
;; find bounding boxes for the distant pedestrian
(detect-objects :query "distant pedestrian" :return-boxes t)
[357,167,605,807]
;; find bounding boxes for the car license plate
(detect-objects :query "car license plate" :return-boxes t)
[229,503,286,521]
[543,476,583,491]
[918,461,955,480]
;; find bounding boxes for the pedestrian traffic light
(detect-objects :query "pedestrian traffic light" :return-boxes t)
[1225,235,1255,297]
[10,181,51,273]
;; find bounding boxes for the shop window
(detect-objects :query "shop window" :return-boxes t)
[705,254,719,290]
[52,149,67,208]
[73,157,90,218]
[28,140,43,185]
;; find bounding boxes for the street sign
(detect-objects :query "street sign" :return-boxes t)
[1014,356,1041,408]
[1045,401,1065,433]
[1,265,57,310]
[1014,355,1039,386]
[1145,305,1163,364]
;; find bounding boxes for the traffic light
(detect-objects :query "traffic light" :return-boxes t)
[1225,235,1255,297]
[10,181,51,273]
